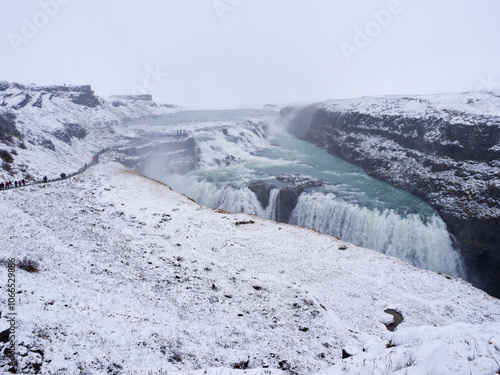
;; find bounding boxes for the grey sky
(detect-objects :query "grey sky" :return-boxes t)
[1,0,499,107]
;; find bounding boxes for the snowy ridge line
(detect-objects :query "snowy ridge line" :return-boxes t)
[320,90,500,121]
[1,161,499,374]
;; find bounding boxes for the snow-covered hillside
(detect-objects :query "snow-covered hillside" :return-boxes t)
[0,81,178,181]
[322,90,500,123]
[0,161,499,374]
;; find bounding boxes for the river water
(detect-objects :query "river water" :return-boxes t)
[127,109,465,277]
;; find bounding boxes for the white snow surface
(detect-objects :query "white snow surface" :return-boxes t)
[0,161,499,374]
[322,90,500,123]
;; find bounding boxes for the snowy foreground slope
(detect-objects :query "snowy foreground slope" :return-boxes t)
[1,162,499,374]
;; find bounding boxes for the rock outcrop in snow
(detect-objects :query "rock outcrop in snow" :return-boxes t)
[249,174,323,223]
[281,91,500,298]
[119,134,200,175]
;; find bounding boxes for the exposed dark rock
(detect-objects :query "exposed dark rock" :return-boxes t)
[282,102,500,297]
[32,95,43,108]
[13,93,32,110]
[0,112,21,145]
[384,309,404,332]
[277,174,322,189]
[342,349,353,359]
[235,220,255,226]
[276,186,302,223]
[39,137,56,151]
[249,174,323,223]
[52,130,70,145]
[276,174,323,222]
[64,123,87,139]
[0,149,14,163]
[52,123,87,145]
[70,87,100,108]
[119,135,199,175]
[232,358,250,369]
[248,182,274,209]
[0,329,9,343]
[214,154,236,167]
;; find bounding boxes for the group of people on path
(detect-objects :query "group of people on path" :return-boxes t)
[0,176,51,190]
[1,150,107,192]
[0,180,26,189]
[1,173,72,190]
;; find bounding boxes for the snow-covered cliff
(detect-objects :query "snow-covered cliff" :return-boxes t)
[281,90,500,298]
[0,81,178,181]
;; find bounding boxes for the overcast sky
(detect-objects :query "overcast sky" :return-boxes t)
[1,0,499,107]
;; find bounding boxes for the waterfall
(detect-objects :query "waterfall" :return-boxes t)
[289,192,464,277]
[137,109,466,280]
[167,175,280,221]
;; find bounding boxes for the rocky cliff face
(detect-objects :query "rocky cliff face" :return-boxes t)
[0,82,101,109]
[118,135,199,176]
[281,91,500,298]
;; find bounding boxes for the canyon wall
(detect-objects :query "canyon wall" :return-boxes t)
[281,92,500,297]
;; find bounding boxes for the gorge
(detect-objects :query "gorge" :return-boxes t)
[126,108,465,282]
[281,91,500,297]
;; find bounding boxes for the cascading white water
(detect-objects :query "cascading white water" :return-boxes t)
[166,175,280,220]
[289,192,463,277]
[131,109,466,279]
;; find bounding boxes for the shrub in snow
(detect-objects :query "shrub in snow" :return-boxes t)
[0,149,13,163]
[18,257,40,273]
